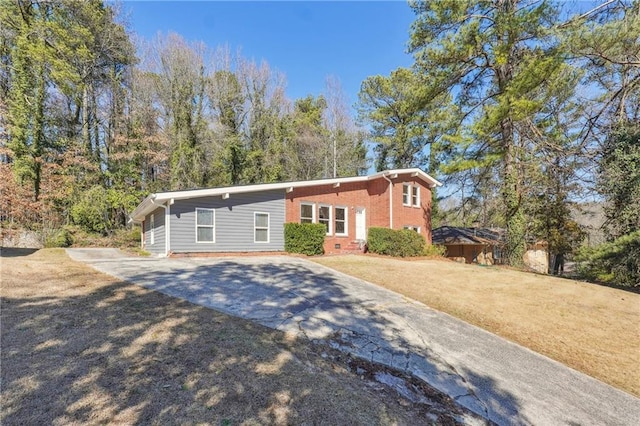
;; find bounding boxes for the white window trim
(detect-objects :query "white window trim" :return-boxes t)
[334,206,348,237]
[195,208,215,243]
[412,185,420,207]
[150,213,155,245]
[318,204,333,235]
[403,225,421,233]
[300,202,315,223]
[254,212,270,243]
[402,184,411,206]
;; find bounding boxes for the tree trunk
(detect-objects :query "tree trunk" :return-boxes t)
[497,0,526,267]
[502,125,526,266]
[92,85,101,166]
[83,83,91,158]
[32,59,46,202]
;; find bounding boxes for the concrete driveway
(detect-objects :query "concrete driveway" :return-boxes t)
[67,249,640,425]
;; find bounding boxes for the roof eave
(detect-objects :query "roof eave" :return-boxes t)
[128,168,444,222]
[129,195,156,223]
[375,168,443,188]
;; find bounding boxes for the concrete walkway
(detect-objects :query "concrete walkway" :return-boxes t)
[67,248,640,425]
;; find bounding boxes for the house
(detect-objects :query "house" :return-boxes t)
[129,169,442,256]
[432,226,549,273]
[432,226,504,265]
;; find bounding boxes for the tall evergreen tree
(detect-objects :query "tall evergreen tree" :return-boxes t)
[3,0,55,201]
[2,0,135,223]
[408,0,570,266]
[599,124,640,240]
[358,68,432,171]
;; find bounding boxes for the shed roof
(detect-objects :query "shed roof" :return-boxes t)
[130,168,441,223]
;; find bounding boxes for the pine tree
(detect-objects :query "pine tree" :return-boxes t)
[409,0,570,266]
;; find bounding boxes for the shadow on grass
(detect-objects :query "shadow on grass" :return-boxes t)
[0,247,40,257]
[1,255,524,424]
[95,257,525,424]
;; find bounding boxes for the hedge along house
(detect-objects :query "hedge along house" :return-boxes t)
[129,169,442,256]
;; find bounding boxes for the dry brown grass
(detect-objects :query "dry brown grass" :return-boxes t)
[0,248,473,425]
[313,255,640,397]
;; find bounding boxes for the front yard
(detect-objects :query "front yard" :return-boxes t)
[1,249,469,425]
[313,255,640,397]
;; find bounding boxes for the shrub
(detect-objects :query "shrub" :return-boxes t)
[44,228,74,248]
[284,223,326,255]
[70,186,110,234]
[576,231,640,288]
[111,226,142,248]
[367,227,426,257]
[423,243,446,257]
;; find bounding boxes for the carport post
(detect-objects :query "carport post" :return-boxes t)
[150,198,174,257]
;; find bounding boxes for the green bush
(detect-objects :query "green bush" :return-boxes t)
[112,226,142,248]
[367,227,426,257]
[576,231,640,287]
[44,228,74,248]
[70,185,110,234]
[423,243,446,257]
[284,223,326,255]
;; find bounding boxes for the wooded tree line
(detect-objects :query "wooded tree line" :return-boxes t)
[0,0,366,233]
[1,0,638,284]
[358,0,639,284]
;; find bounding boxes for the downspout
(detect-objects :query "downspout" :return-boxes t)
[382,173,393,229]
[150,198,172,257]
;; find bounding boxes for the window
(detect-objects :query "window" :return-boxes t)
[255,212,269,243]
[412,186,420,207]
[150,213,155,245]
[402,184,411,206]
[403,184,420,207]
[318,205,332,234]
[404,225,421,233]
[196,208,215,243]
[300,203,314,223]
[335,207,347,236]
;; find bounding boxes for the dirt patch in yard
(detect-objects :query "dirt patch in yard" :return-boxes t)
[313,255,640,398]
[0,249,480,425]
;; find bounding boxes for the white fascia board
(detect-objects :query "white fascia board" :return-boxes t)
[129,195,155,223]
[152,175,371,203]
[129,176,365,223]
[373,168,443,188]
[129,169,443,222]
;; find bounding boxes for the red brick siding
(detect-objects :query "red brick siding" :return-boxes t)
[285,175,433,254]
[391,177,433,243]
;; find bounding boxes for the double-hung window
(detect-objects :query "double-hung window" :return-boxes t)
[403,184,420,207]
[196,208,215,243]
[300,203,315,223]
[403,184,411,206]
[335,207,347,236]
[318,205,332,235]
[254,212,269,243]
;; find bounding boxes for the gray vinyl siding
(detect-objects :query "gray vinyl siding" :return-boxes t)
[144,207,165,255]
[170,189,285,253]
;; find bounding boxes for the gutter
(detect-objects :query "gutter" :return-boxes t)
[382,173,393,229]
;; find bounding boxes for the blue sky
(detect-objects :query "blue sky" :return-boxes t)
[123,1,415,109]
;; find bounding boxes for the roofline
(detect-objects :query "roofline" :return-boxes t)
[129,168,442,223]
